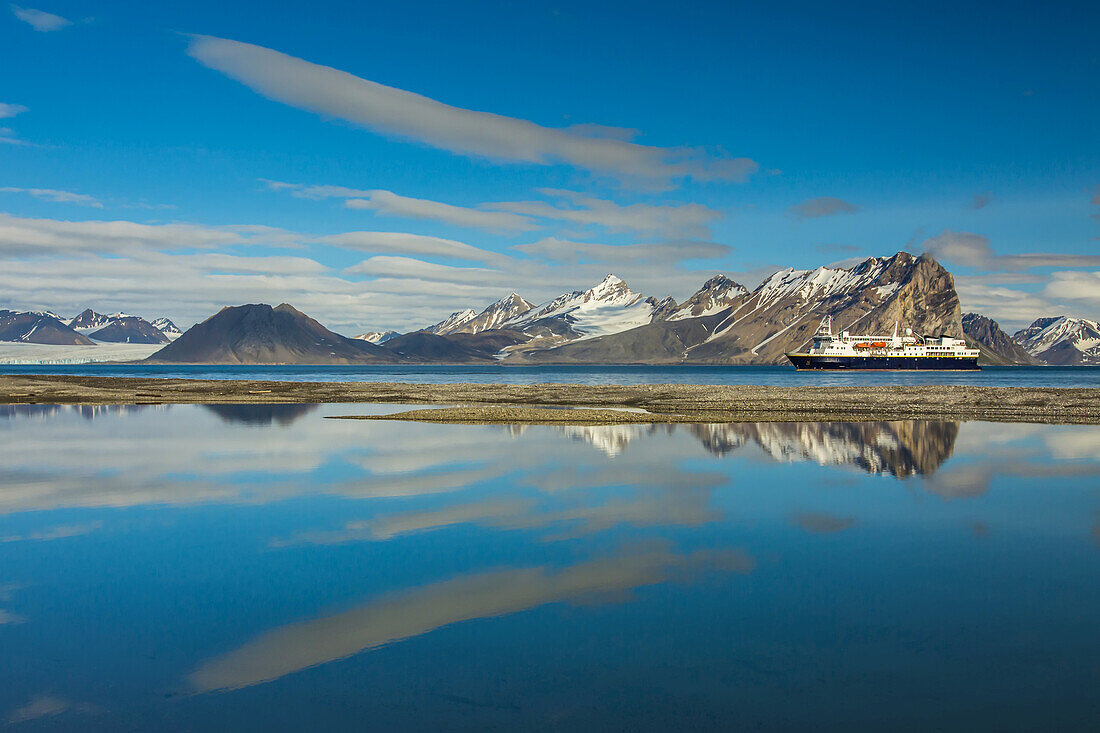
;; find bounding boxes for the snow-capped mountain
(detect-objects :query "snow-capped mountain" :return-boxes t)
[427,309,478,335]
[1013,316,1100,365]
[0,309,94,346]
[667,275,748,321]
[520,252,964,364]
[90,316,170,344]
[675,252,962,363]
[440,293,535,335]
[152,318,183,338]
[354,330,400,344]
[503,274,664,341]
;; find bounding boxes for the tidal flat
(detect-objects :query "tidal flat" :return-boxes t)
[3,374,1100,424]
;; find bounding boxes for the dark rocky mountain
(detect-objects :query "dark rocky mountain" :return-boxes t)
[961,313,1039,365]
[1013,316,1100,365]
[203,403,319,426]
[380,331,497,362]
[0,310,94,345]
[381,329,531,362]
[445,329,531,354]
[146,303,404,364]
[67,308,112,330]
[523,315,722,364]
[90,316,170,344]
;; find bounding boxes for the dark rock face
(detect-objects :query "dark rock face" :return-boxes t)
[90,317,170,344]
[146,303,403,364]
[203,403,319,426]
[0,310,94,345]
[525,315,722,364]
[68,308,111,330]
[380,331,497,362]
[961,313,1038,365]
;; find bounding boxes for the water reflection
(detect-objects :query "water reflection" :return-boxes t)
[203,403,319,426]
[1,405,1099,728]
[560,420,959,476]
[189,542,755,692]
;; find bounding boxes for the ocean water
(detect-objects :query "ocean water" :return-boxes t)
[0,405,1098,730]
[3,362,1100,387]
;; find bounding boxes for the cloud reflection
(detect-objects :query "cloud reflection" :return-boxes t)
[189,544,755,692]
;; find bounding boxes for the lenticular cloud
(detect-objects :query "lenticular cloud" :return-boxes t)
[186,35,757,189]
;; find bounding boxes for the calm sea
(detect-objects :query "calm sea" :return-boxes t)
[2,363,1100,387]
[0,404,1097,730]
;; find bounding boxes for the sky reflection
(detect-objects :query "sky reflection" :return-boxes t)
[0,405,1098,728]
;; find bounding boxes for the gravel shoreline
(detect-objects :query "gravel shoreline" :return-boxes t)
[2,374,1099,424]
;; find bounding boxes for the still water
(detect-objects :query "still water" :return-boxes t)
[0,405,1097,730]
[3,363,1100,387]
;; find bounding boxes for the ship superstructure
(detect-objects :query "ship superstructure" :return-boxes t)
[786,316,980,370]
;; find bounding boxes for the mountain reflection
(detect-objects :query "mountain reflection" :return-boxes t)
[203,403,319,426]
[559,420,959,477]
[0,404,163,420]
[189,543,755,692]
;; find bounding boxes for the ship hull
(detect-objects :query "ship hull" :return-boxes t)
[786,353,980,371]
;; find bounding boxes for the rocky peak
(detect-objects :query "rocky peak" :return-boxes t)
[584,274,637,304]
[427,308,478,335]
[961,312,1038,365]
[1013,316,1100,365]
[68,308,111,330]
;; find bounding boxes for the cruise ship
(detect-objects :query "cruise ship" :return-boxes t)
[786,316,980,370]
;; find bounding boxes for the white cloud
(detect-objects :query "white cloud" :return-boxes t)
[0,211,734,333]
[344,191,538,231]
[515,237,729,265]
[187,35,758,189]
[1,520,102,542]
[0,126,32,146]
[317,230,504,263]
[0,212,285,255]
[922,230,1100,270]
[262,180,537,231]
[1041,270,1100,313]
[344,256,509,286]
[0,187,103,207]
[954,276,1094,331]
[488,188,722,239]
[788,196,859,219]
[10,4,71,31]
[0,102,28,118]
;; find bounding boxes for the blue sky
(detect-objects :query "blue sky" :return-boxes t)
[1,0,1098,332]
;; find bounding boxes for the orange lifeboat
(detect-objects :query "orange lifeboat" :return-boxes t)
[871,341,887,348]
[854,342,871,349]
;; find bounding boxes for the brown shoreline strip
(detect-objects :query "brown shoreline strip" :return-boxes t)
[2,374,1099,424]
